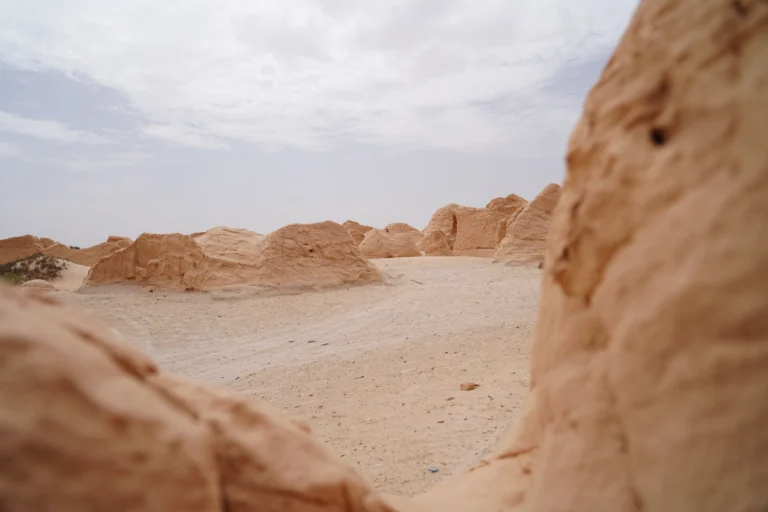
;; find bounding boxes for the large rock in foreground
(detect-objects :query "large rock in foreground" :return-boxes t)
[359,229,421,259]
[494,183,561,265]
[86,222,381,291]
[0,286,392,512]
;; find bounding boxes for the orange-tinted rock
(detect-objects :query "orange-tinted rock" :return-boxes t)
[384,223,422,245]
[486,194,528,216]
[359,229,421,259]
[0,235,47,264]
[494,184,561,265]
[420,230,453,256]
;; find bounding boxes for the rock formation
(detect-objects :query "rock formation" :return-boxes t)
[343,221,374,245]
[420,230,453,256]
[359,229,421,259]
[20,279,56,291]
[418,205,506,257]
[2,1,767,511]
[42,237,133,267]
[486,194,528,216]
[193,227,264,265]
[0,235,48,264]
[0,286,392,512]
[494,183,561,265]
[86,222,381,291]
[383,223,422,245]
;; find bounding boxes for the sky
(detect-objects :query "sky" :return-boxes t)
[0,0,639,247]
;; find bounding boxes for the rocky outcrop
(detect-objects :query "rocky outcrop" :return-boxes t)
[420,230,453,256]
[359,229,421,259]
[383,223,422,245]
[86,222,381,291]
[418,205,506,257]
[486,194,527,216]
[343,221,374,245]
[494,184,561,265]
[0,286,392,512]
[42,237,133,267]
[0,235,47,264]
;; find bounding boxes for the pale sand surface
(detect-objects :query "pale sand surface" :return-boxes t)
[60,257,540,496]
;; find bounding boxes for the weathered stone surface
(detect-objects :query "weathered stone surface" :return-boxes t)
[486,194,528,216]
[494,184,561,265]
[359,229,421,259]
[418,205,506,257]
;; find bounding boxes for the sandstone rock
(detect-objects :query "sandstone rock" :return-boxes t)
[399,1,768,510]
[486,194,527,216]
[419,205,506,257]
[359,229,421,259]
[494,183,561,265]
[39,237,58,248]
[0,235,47,264]
[420,230,453,256]
[193,227,264,265]
[0,286,392,512]
[42,236,133,267]
[459,382,479,391]
[343,221,374,246]
[20,279,56,291]
[384,223,422,245]
[452,207,507,257]
[347,229,366,245]
[86,222,381,291]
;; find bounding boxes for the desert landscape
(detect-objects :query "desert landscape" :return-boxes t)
[0,185,558,496]
[2,0,767,511]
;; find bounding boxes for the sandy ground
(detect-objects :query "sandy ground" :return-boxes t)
[53,260,89,291]
[59,257,541,496]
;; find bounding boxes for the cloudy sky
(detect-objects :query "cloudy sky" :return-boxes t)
[0,0,638,246]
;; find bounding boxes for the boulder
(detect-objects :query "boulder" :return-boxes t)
[485,194,528,216]
[419,205,506,257]
[0,235,47,264]
[359,229,421,259]
[494,183,561,265]
[0,286,391,512]
[452,207,508,257]
[420,230,453,256]
[383,223,422,245]
[86,222,381,291]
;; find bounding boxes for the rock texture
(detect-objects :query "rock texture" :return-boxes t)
[0,235,47,264]
[486,194,528,216]
[43,237,133,267]
[418,205,506,257]
[86,222,381,291]
[343,221,374,245]
[0,286,393,512]
[359,229,421,259]
[383,223,422,245]
[494,184,561,265]
[420,230,453,256]
[396,0,768,510]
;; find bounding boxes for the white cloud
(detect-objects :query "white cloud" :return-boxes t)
[0,0,638,154]
[0,110,109,145]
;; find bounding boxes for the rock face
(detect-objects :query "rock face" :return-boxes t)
[418,205,506,257]
[421,230,453,256]
[86,222,381,291]
[359,229,421,259]
[0,286,392,512]
[193,227,264,265]
[0,235,47,264]
[383,223,422,245]
[494,183,561,265]
[396,1,768,510]
[486,194,528,216]
[343,221,374,245]
[42,237,133,267]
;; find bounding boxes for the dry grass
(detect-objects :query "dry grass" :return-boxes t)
[0,254,68,284]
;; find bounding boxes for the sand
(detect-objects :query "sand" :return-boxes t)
[61,256,540,496]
